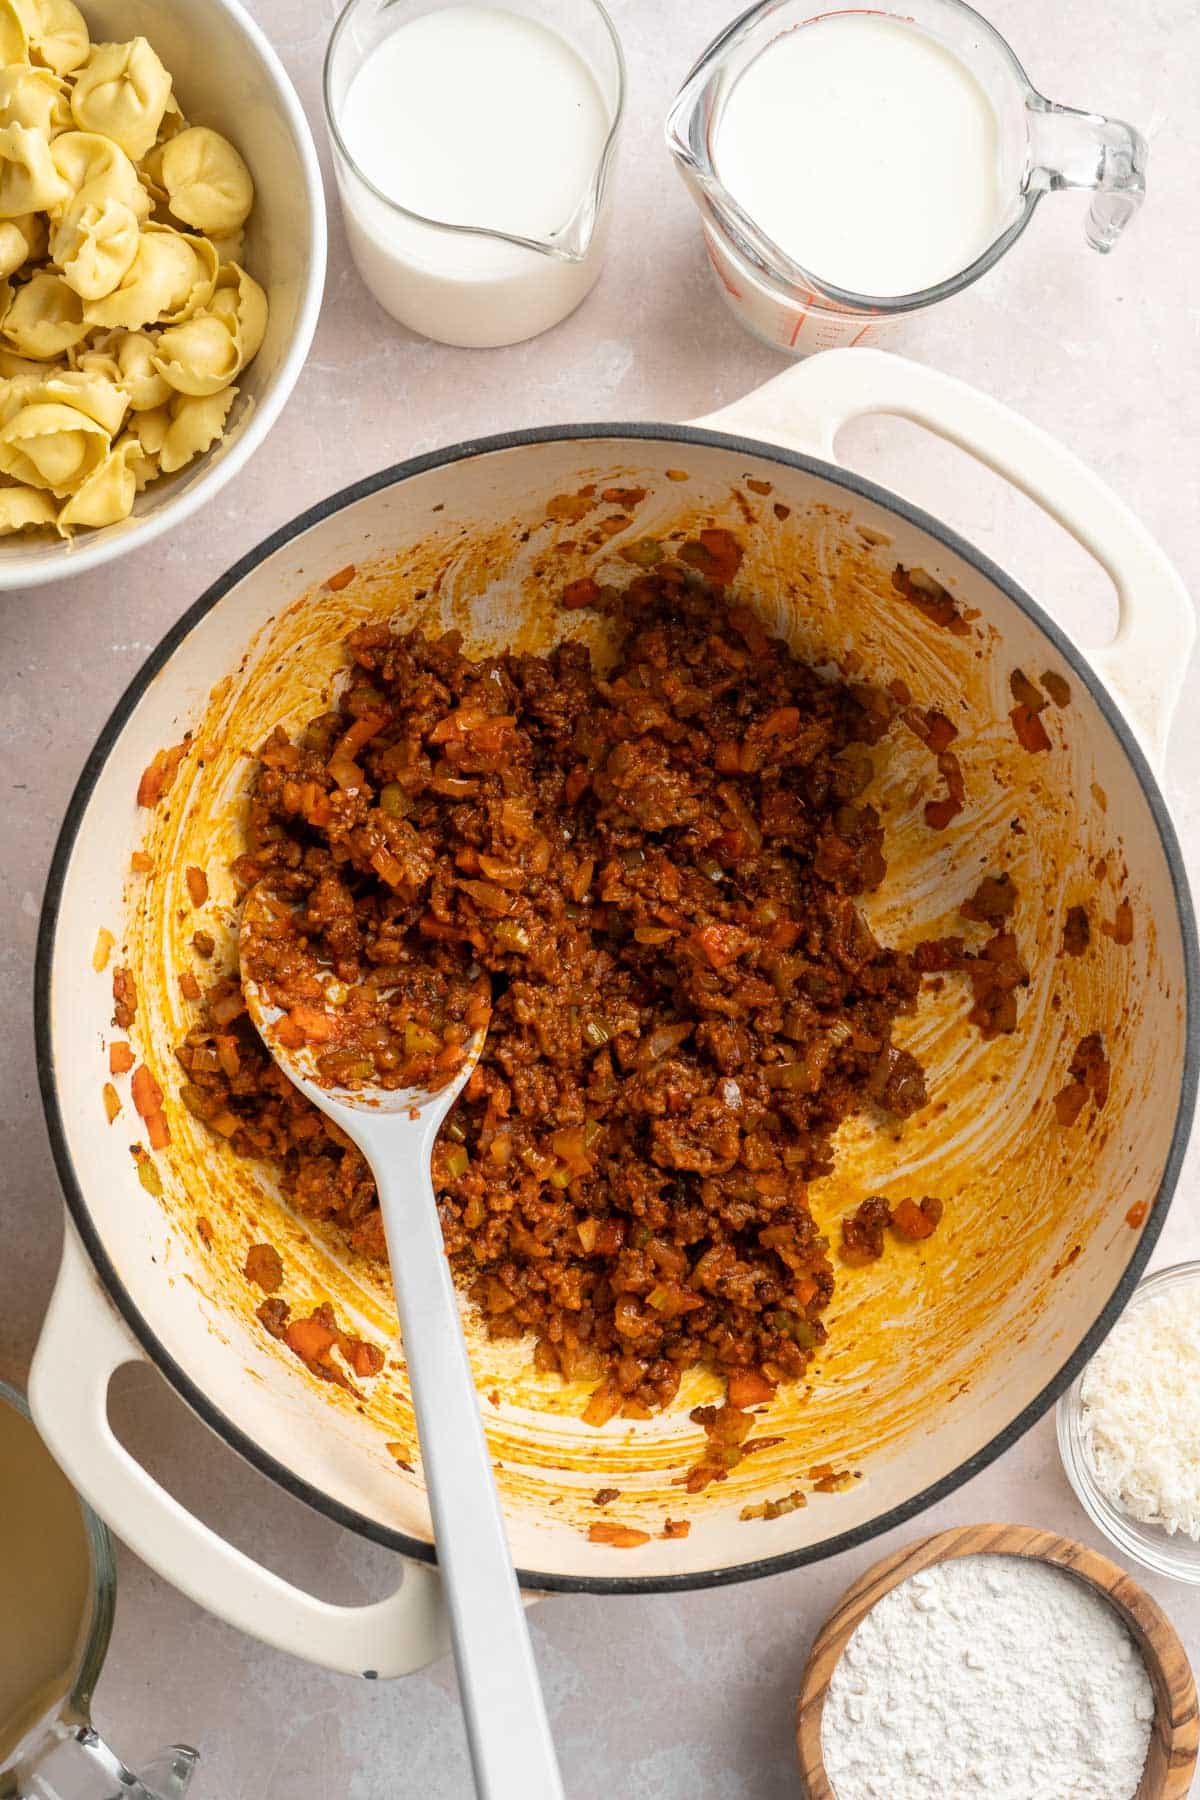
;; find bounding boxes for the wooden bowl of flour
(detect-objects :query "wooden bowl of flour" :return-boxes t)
[796,1524,1198,1799]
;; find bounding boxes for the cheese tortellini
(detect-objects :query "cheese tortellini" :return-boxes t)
[2,267,86,355]
[70,36,169,160]
[17,0,89,77]
[158,384,235,474]
[56,426,138,525]
[0,1,26,67]
[0,10,266,535]
[88,326,168,410]
[0,64,69,133]
[0,393,107,491]
[212,260,266,364]
[161,126,252,236]
[0,479,55,527]
[0,119,66,213]
[152,309,237,396]
[0,207,41,274]
[50,129,149,221]
[52,190,138,298]
[2,366,130,432]
[84,220,215,330]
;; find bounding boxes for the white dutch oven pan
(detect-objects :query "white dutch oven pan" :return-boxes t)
[30,351,1199,1678]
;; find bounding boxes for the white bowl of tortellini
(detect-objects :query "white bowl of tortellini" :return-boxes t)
[0,0,325,585]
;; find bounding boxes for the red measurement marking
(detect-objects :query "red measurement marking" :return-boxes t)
[704,236,743,301]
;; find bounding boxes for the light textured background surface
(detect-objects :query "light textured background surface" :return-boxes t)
[3,0,1199,1794]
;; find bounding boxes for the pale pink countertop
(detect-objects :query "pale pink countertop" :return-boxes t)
[2,0,1199,1794]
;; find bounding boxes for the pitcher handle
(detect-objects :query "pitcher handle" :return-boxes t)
[694,348,1194,775]
[29,1224,450,1680]
[15,1727,198,1800]
[1026,98,1147,253]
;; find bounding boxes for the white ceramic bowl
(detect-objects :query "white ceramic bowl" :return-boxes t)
[0,0,326,591]
[1058,1261,1200,1584]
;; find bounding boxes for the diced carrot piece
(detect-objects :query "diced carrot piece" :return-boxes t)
[679,528,743,586]
[347,1340,385,1378]
[285,1315,338,1362]
[588,1522,651,1548]
[130,1064,164,1120]
[583,1379,622,1427]
[691,923,744,969]
[727,1369,776,1409]
[145,1110,170,1150]
[891,1197,941,1241]
[136,741,188,808]
[562,577,600,610]
[285,1004,337,1043]
[335,713,388,761]
[370,847,406,888]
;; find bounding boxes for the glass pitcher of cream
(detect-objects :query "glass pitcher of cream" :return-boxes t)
[0,1381,197,1800]
[324,0,625,348]
[667,0,1147,354]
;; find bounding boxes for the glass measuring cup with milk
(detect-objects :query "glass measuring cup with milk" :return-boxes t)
[324,0,624,347]
[667,0,1147,354]
[0,1381,196,1800]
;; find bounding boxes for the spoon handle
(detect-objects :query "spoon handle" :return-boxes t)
[373,1146,564,1800]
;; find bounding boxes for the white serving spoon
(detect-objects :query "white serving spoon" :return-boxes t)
[240,885,563,1800]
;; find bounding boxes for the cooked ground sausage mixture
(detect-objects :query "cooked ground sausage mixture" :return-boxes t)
[841,1195,944,1265]
[179,555,934,1415]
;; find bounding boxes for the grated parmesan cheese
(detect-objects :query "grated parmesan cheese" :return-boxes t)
[1079,1288,1200,1539]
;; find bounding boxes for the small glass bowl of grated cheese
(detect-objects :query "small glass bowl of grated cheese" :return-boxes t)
[1059,1260,1200,1582]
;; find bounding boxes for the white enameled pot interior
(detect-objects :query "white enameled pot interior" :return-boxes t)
[44,433,1189,1583]
[0,0,324,587]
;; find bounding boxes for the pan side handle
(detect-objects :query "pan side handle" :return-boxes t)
[696,349,1194,777]
[29,1223,450,1680]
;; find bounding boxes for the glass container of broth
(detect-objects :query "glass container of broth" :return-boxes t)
[666,0,1147,354]
[0,1380,197,1800]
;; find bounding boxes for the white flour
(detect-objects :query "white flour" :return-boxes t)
[821,1554,1154,1800]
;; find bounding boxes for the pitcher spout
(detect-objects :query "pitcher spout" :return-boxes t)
[542,191,601,264]
[540,95,623,264]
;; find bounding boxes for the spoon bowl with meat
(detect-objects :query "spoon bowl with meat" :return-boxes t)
[239,884,562,1794]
